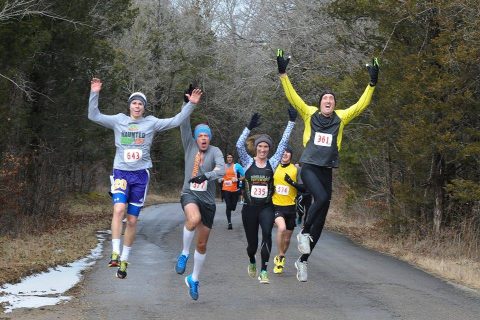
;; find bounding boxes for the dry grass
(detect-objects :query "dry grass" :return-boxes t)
[0,193,112,285]
[326,192,480,290]
[0,190,181,286]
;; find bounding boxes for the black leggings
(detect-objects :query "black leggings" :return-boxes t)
[223,191,239,223]
[241,204,275,271]
[300,163,332,262]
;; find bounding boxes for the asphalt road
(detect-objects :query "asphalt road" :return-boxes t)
[5,202,480,320]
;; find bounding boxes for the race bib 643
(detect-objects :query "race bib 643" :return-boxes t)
[124,149,143,162]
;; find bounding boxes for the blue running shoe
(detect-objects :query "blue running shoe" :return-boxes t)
[185,274,199,300]
[175,254,189,274]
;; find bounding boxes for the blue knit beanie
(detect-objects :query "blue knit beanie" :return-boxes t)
[194,124,212,140]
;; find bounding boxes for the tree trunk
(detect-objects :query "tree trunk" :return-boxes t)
[432,152,445,235]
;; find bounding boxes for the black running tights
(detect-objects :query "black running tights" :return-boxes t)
[300,163,332,262]
[241,204,275,271]
[224,191,239,224]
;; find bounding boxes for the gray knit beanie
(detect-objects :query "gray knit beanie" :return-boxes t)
[128,92,147,108]
[254,134,273,149]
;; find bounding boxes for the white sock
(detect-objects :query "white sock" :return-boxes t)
[191,250,206,282]
[111,239,121,254]
[182,226,195,256]
[120,246,131,262]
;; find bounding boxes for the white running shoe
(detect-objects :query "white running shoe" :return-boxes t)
[295,258,308,282]
[297,232,312,254]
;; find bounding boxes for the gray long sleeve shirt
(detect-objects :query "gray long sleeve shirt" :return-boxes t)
[180,114,225,205]
[88,91,195,171]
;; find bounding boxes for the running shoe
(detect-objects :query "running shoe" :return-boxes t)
[247,263,257,278]
[108,252,120,267]
[185,274,199,300]
[228,223,232,230]
[116,260,128,279]
[258,270,270,284]
[175,254,189,274]
[297,232,312,254]
[295,258,308,282]
[273,255,285,274]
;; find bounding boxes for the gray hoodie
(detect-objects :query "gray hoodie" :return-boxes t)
[180,115,225,205]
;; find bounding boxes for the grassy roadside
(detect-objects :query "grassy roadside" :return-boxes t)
[0,192,179,286]
[326,192,480,291]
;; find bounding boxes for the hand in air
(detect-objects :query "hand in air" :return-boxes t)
[276,49,290,74]
[366,57,380,86]
[186,87,203,104]
[247,113,261,130]
[90,78,102,92]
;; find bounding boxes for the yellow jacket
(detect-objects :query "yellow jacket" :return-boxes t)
[280,74,375,151]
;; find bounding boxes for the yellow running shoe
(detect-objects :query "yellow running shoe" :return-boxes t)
[108,252,120,267]
[116,260,128,279]
[273,255,285,274]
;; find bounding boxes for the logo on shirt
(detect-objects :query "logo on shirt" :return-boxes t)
[121,124,146,145]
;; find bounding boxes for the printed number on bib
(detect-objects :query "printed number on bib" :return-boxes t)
[190,181,208,192]
[314,132,332,147]
[275,184,289,196]
[124,149,143,162]
[251,185,268,198]
[224,180,233,187]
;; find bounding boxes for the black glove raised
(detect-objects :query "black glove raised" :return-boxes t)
[276,49,290,74]
[288,106,297,122]
[284,173,294,184]
[183,84,194,103]
[189,174,208,184]
[367,58,380,86]
[247,113,261,130]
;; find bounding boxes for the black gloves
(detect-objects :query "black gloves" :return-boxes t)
[276,49,290,74]
[285,173,306,192]
[288,106,297,122]
[284,173,294,185]
[183,84,194,103]
[189,174,208,184]
[367,58,380,86]
[247,113,261,130]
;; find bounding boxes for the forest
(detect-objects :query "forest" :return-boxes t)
[1,0,479,259]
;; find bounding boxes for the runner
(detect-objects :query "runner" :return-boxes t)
[277,49,379,282]
[88,78,202,279]
[238,179,245,205]
[218,153,245,230]
[272,147,306,275]
[236,107,296,284]
[175,86,225,300]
